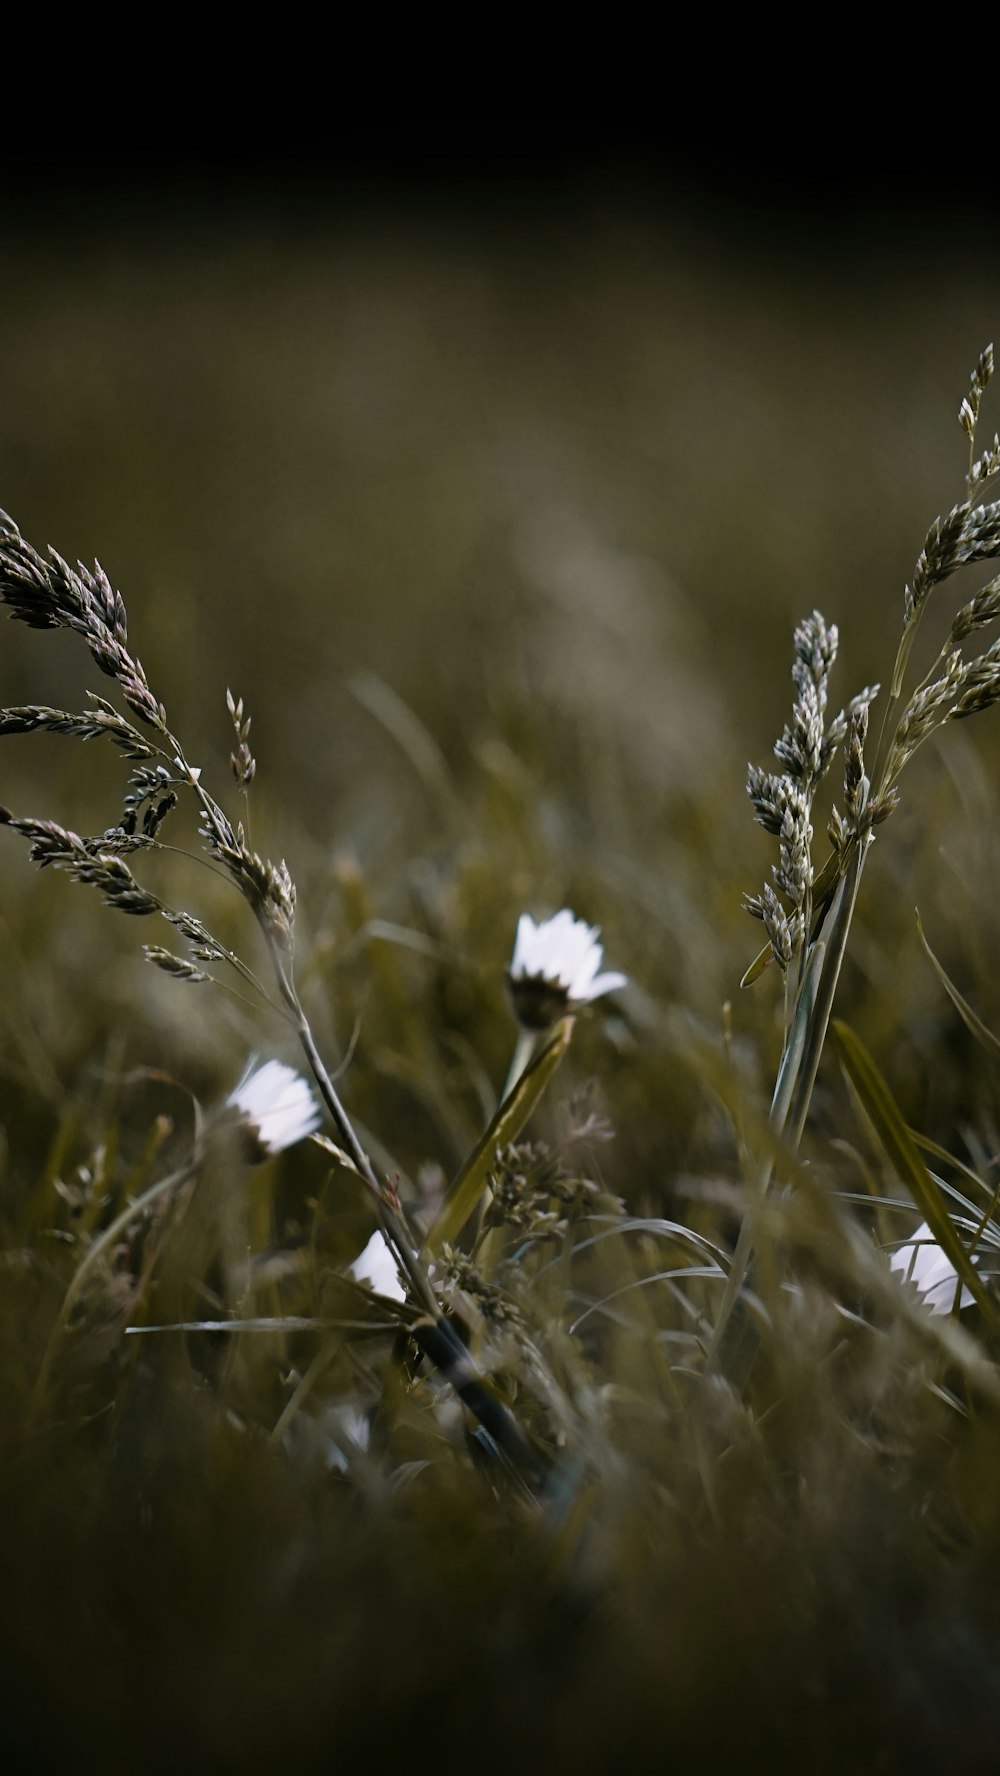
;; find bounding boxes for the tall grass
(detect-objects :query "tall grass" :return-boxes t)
[2,347,1000,1773]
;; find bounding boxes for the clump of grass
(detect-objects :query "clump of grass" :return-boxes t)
[3,350,1000,1768]
[714,346,1000,1364]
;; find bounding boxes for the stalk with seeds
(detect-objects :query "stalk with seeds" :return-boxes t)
[715,346,1000,1361]
[0,510,544,1490]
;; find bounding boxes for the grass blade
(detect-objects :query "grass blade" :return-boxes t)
[916,909,1000,1064]
[832,1018,998,1325]
[422,1017,574,1256]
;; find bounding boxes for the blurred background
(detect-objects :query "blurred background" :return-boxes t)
[2,141,999,1182]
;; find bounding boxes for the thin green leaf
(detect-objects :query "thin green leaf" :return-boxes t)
[772,938,825,1130]
[832,1018,998,1325]
[916,909,1000,1064]
[569,1266,726,1335]
[422,1017,574,1257]
[350,672,456,814]
[913,1130,995,1206]
[786,830,870,1150]
[125,1311,412,1335]
[740,939,774,990]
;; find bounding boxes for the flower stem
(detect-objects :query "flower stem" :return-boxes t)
[502,1027,539,1100]
[266,940,546,1490]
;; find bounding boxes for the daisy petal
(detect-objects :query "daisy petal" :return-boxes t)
[507,909,626,1028]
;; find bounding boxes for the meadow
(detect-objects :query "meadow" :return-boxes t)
[2,168,1000,1772]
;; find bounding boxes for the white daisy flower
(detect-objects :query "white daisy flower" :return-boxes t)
[508,908,627,1030]
[319,1402,372,1473]
[889,1220,976,1314]
[349,1230,406,1303]
[227,1058,321,1160]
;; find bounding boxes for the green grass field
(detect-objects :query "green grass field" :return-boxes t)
[3,167,1000,1772]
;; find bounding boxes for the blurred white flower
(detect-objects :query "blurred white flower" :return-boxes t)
[283,1401,371,1475]
[349,1230,406,1303]
[889,1220,976,1314]
[508,908,626,1030]
[227,1058,321,1159]
[319,1402,371,1473]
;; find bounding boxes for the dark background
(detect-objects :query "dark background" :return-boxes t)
[2,139,998,1140]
